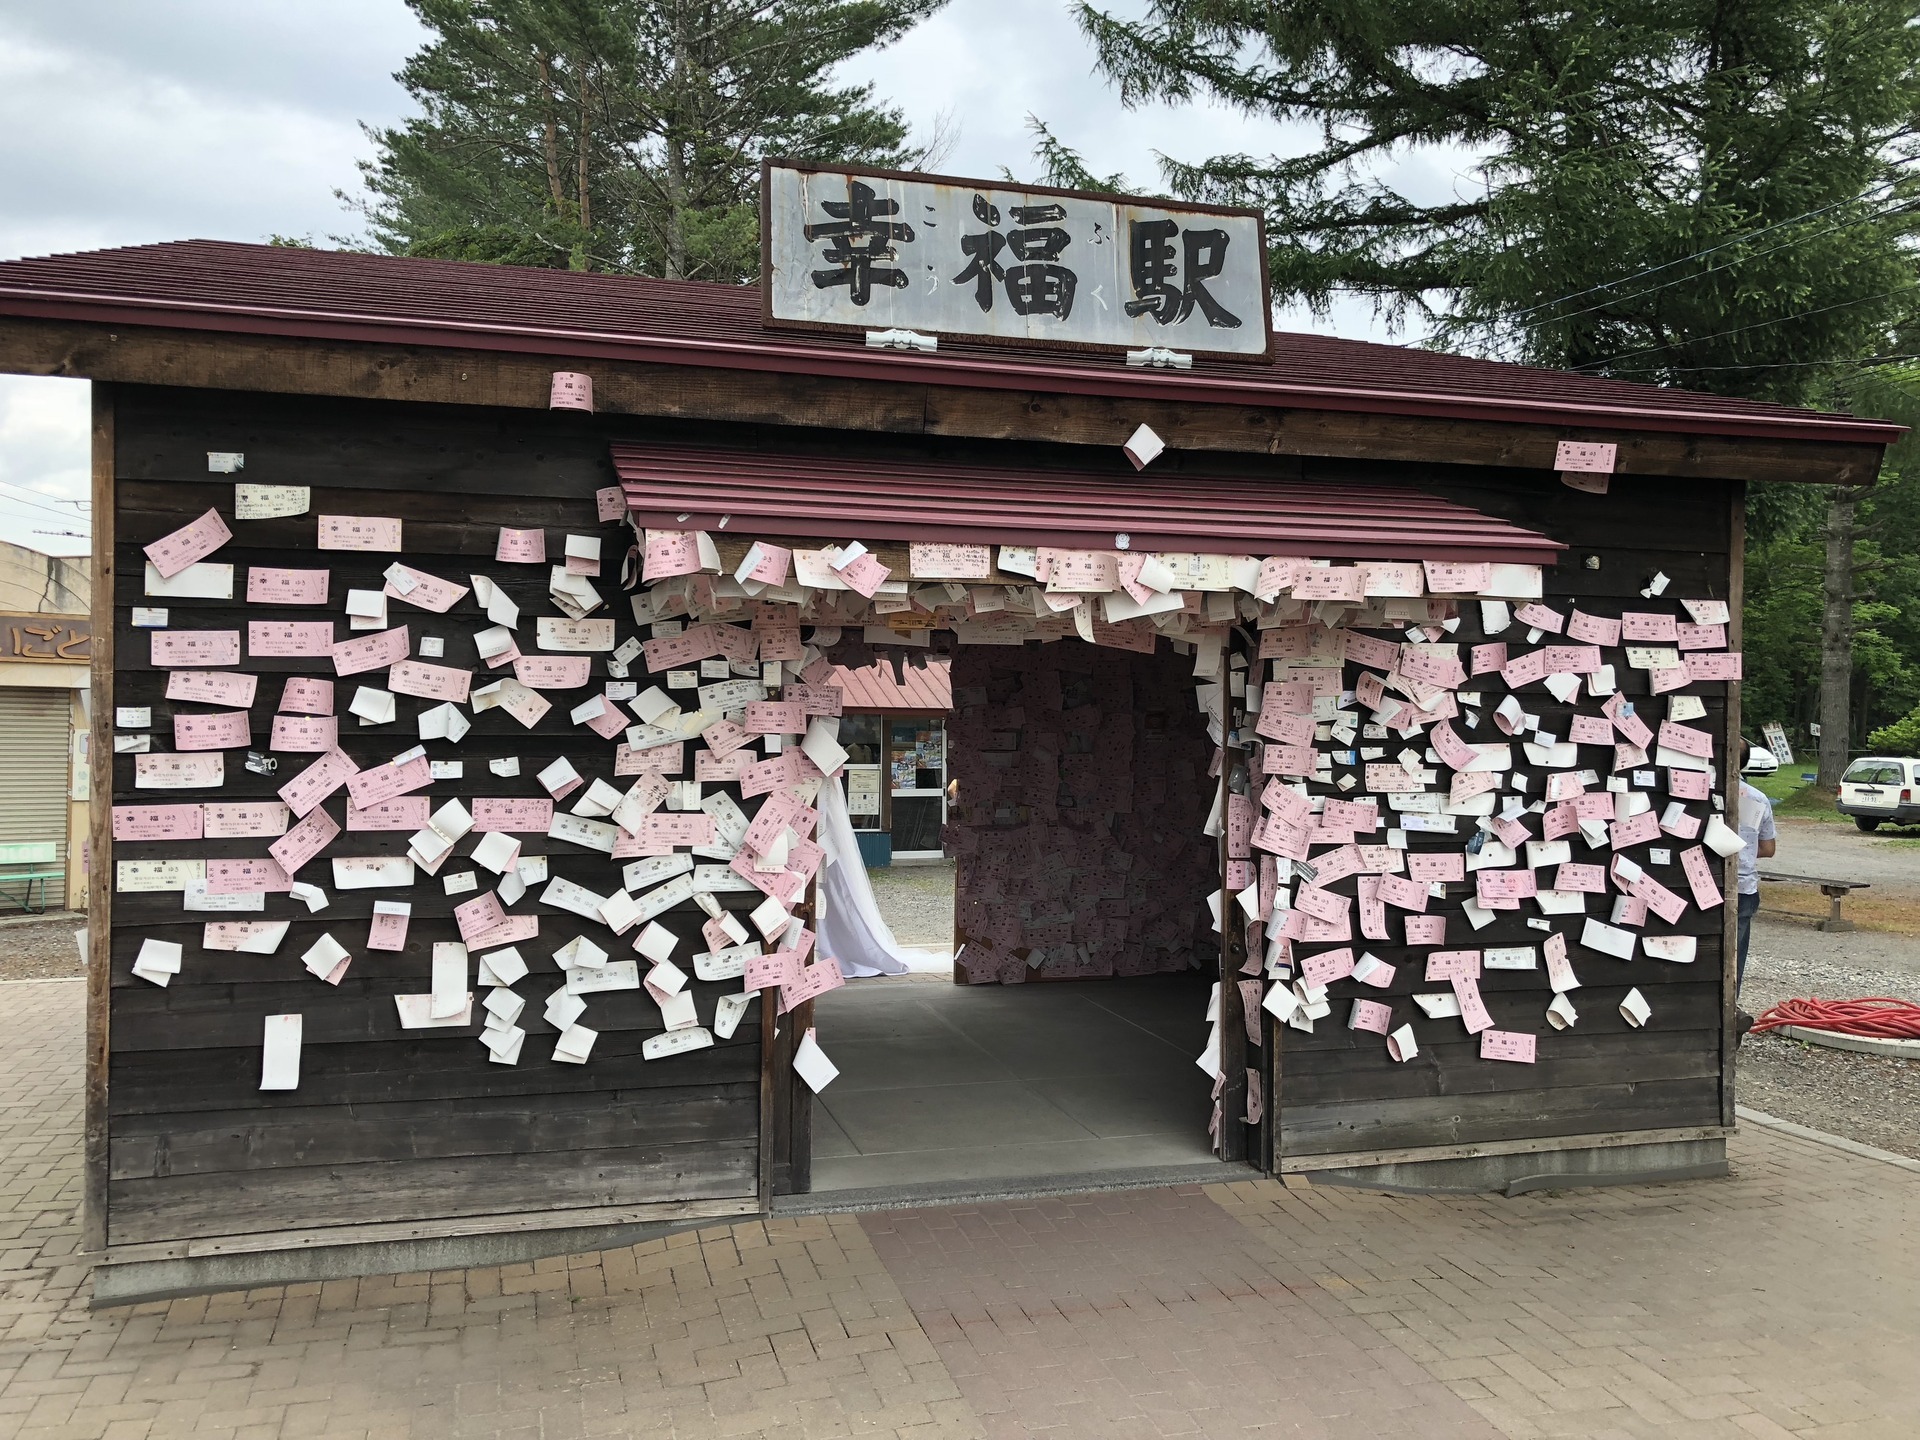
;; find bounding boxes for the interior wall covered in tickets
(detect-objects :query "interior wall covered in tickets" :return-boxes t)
[941,640,1216,984]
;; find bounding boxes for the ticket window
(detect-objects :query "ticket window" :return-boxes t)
[889,719,946,859]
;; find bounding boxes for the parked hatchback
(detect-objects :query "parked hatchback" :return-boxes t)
[1836,756,1920,830]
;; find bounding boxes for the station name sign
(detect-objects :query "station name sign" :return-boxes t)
[762,161,1272,360]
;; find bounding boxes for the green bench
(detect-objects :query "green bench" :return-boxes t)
[0,843,64,915]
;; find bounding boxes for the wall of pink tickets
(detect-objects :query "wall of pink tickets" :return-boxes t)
[104,398,1742,1235]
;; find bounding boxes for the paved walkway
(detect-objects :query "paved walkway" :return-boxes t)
[3,979,1916,1439]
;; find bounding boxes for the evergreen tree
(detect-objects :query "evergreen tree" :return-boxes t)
[1069,0,1920,781]
[356,0,947,281]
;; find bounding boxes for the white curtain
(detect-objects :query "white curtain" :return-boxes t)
[815,774,915,977]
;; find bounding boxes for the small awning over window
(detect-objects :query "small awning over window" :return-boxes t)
[610,443,1565,563]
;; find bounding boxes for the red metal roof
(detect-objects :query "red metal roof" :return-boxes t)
[0,240,1901,446]
[828,659,952,713]
[611,442,1566,562]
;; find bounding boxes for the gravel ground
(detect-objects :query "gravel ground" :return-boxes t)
[1737,913,1920,1160]
[1762,817,1920,892]
[0,914,87,981]
[867,860,955,948]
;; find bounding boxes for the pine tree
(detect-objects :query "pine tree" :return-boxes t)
[356,0,947,281]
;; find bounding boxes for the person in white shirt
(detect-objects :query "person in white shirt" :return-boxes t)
[1736,742,1777,1000]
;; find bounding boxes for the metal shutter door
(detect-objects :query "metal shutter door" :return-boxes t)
[0,688,70,863]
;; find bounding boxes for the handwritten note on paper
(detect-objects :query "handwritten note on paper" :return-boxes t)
[145,508,233,579]
[317,515,403,552]
[247,567,330,605]
[234,484,309,519]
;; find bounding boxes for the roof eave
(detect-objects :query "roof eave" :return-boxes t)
[0,288,1906,449]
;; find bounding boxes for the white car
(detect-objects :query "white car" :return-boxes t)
[1743,744,1779,776]
[1836,756,1920,831]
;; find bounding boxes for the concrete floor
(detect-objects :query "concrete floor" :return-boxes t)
[811,973,1233,1194]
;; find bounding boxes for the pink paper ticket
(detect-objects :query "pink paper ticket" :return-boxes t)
[134,752,224,788]
[741,750,813,798]
[383,564,469,613]
[1292,886,1350,924]
[205,857,292,894]
[1683,652,1742,682]
[471,798,553,832]
[165,669,258,708]
[150,630,241,668]
[1603,694,1653,748]
[744,700,807,735]
[755,626,803,662]
[779,959,847,1011]
[316,515,403,551]
[1406,852,1464,882]
[1300,946,1356,985]
[1470,642,1508,675]
[453,892,507,944]
[203,801,289,837]
[1566,610,1622,646]
[468,913,539,951]
[279,677,334,715]
[345,755,432,809]
[1540,644,1603,674]
[173,710,251,751]
[1657,720,1714,758]
[390,659,472,703]
[331,625,410,677]
[1514,603,1563,633]
[1568,714,1614,744]
[250,620,335,657]
[279,748,360,816]
[269,805,341,876]
[144,508,232,579]
[1423,560,1492,592]
[834,551,890,597]
[346,797,431,830]
[643,531,704,581]
[496,527,546,563]
[1500,649,1550,688]
[745,950,801,992]
[1609,809,1661,849]
[1375,873,1427,911]
[112,804,203,841]
[1480,1029,1537,1063]
[513,655,591,690]
[1668,768,1711,800]
[1544,931,1579,991]
[1475,868,1537,901]
[1344,632,1398,670]
[694,750,753,782]
[1425,949,1481,980]
[783,682,843,717]
[1349,999,1394,1034]
[368,907,410,951]
[1554,862,1607,893]
[1292,566,1364,601]
[1451,974,1495,1033]
[246,567,330,605]
[637,814,716,848]
[1397,917,1443,952]
[1680,845,1723,909]
[1677,622,1726,651]
[1620,611,1678,642]
[616,742,684,776]
[269,714,338,752]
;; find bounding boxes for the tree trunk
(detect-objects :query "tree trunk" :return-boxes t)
[538,55,564,211]
[575,57,592,235]
[662,0,691,280]
[1817,486,1861,787]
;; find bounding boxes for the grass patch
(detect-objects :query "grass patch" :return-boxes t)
[1751,770,1846,821]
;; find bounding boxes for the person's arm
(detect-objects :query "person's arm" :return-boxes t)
[1758,838,1777,859]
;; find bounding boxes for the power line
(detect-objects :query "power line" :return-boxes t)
[1569,277,1920,373]
[0,489,94,527]
[1493,155,1920,325]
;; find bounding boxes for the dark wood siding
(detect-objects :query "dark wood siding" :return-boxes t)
[105,388,762,1246]
[1275,465,1735,1157]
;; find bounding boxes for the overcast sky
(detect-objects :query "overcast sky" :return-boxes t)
[0,0,1465,556]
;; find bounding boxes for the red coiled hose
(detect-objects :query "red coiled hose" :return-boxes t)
[1750,997,1920,1040]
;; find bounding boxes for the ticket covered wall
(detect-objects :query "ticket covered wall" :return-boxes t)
[941,642,1215,984]
[103,393,774,1247]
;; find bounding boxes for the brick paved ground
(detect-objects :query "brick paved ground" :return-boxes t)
[2,978,1915,1439]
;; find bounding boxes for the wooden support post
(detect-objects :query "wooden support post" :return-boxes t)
[1722,481,1746,1128]
[83,384,113,1254]
[1215,628,1248,1165]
